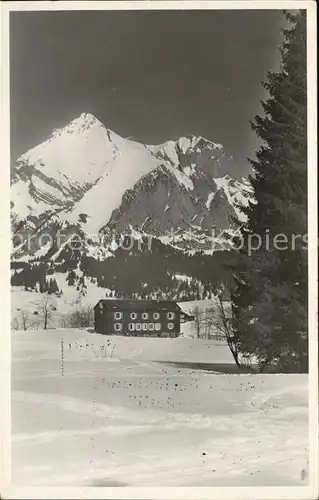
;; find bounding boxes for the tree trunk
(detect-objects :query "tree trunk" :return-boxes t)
[229,344,240,367]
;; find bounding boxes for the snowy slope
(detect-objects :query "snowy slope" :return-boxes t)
[63,140,164,234]
[11,328,309,487]
[214,175,253,222]
[12,113,150,223]
[18,113,119,187]
[11,179,54,221]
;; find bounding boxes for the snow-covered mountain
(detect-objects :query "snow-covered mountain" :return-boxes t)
[11,112,253,259]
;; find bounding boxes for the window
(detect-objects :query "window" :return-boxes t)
[167,312,175,320]
[130,312,137,320]
[114,323,123,332]
[168,322,174,330]
[153,312,160,320]
[136,323,141,331]
[114,311,122,320]
[142,312,149,320]
[155,323,162,331]
[142,323,148,331]
[129,323,135,331]
[99,302,103,310]
[148,323,154,331]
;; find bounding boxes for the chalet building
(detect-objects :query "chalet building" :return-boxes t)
[94,299,194,337]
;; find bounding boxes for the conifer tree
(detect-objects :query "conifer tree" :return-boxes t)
[66,269,76,287]
[232,11,307,372]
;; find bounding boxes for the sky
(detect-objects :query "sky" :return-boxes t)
[10,9,285,176]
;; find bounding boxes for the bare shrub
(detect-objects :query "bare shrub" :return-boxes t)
[11,317,19,331]
[11,309,33,331]
[60,304,94,329]
[36,294,56,330]
[209,296,241,367]
[189,306,206,339]
[189,306,219,339]
[189,297,242,367]
[19,309,31,330]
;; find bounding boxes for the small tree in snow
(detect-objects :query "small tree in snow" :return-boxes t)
[37,294,55,330]
[211,296,241,367]
[11,310,33,331]
[60,304,94,329]
[11,317,19,331]
[190,306,206,339]
[19,309,32,331]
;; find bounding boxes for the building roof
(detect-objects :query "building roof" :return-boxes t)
[94,299,181,310]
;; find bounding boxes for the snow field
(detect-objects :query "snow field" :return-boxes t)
[11,329,309,487]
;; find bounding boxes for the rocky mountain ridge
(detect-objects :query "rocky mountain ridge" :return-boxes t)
[11,112,253,260]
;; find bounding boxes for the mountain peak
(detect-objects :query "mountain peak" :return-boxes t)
[175,135,223,153]
[52,112,103,138]
[12,113,253,246]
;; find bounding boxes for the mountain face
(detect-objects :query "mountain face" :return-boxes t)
[11,112,253,260]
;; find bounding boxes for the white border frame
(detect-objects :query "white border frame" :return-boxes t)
[0,2,317,499]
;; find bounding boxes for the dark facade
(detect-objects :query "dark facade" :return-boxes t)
[94,299,190,337]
